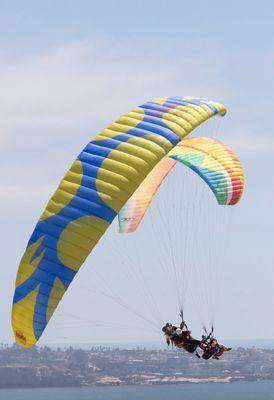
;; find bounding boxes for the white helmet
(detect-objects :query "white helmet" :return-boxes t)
[176,328,182,335]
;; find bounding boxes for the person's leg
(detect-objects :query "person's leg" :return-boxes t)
[214,347,226,358]
[184,343,198,353]
[202,353,212,360]
[191,339,201,346]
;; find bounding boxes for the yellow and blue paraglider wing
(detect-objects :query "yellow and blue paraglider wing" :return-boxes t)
[12,97,226,347]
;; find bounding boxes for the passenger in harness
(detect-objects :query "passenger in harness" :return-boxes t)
[201,337,232,360]
[174,327,201,354]
[162,311,201,356]
[162,323,176,346]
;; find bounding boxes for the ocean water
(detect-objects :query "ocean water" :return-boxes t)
[1,382,274,400]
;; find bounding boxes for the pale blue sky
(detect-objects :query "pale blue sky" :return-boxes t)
[1,0,274,346]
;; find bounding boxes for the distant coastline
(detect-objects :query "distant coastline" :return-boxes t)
[0,343,274,388]
[37,339,274,351]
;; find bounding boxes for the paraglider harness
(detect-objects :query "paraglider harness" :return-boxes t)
[201,325,219,359]
[176,310,201,353]
[201,324,214,346]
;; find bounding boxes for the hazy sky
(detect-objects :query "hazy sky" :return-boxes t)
[1,0,274,346]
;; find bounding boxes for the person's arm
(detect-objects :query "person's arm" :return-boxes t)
[165,334,171,346]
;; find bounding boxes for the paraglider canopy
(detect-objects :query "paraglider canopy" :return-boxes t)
[118,137,244,233]
[12,96,233,348]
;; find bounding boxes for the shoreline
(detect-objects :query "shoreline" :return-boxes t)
[1,377,274,390]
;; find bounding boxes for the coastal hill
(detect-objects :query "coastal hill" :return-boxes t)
[0,345,273,387]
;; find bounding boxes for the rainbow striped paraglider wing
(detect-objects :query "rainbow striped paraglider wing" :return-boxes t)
[118,137,244,233]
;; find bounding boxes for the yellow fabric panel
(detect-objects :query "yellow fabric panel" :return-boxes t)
[155,97,211,122]
[96,180,128,212]
[40,201,76,220]
[107,144,155,173]
[95,131,167,160]
[188,104,212,119]
[102,138,160,168]
[142,134,174,152]
[154,98,168,105]
[125,135,167,158]
[59,214,109,240]
[165,108,202,130]
[175,97,226,116]
[63,171,83,186]
[40,159,83,221]
[96,139,162,211]
[16,237,45,287]
[98,157,143,186]
[46,278,65,323]
[94,109,144,138]
[13,286,40,347]
[57,215,110,271]
[163,112,192,134]
[59,178,122,213]
[96,167,133,195]
[115,114,145,128]
[154,96,226,117]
